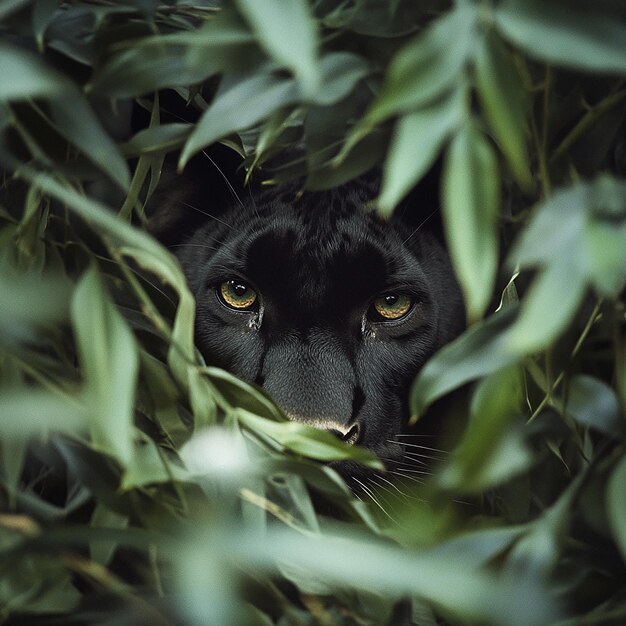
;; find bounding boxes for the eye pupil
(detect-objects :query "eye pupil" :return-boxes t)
[232,282,247,296]
[371,293,412,321]
[218,279,257,310]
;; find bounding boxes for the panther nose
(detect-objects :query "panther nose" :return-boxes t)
[327,423,360,446]
[285,415,361,446]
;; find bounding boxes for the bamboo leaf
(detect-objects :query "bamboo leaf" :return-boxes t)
[442,120,500,323]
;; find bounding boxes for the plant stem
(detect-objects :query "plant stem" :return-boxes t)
[550,88,626,164]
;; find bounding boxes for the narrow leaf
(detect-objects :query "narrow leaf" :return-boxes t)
[235,0,319,96]
[496,0,626,74]
[180,73,299,168]
[442,120,500,323]
[378,86,465,215]
[474,31,532,189]
[71,266,138,465]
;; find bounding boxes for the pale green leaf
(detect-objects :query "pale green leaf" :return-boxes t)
[442,120,500,323]
[235,0,320,96]
[365,3,477,125]
[505,258,586,353]
[378,86,465,215]
[566,375,621,435]
[0,43,67,100]
[71,266,138,465]
[410,307,519,418]
[180,72,299,168]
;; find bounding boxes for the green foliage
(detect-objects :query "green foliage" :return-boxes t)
[1,1,625,625]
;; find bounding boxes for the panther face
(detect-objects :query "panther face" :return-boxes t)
[174,180,464,482]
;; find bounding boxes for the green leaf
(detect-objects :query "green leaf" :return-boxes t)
[365,3,477,125]
[0,390,86,440]
[89,13,255,97]
[313,52,369,106]
[122,123,192,157]
[505,257,586,354]
[0,43,67,100]
[47,96,130,190]
[235,409,382,468]
[71,266,138,465]
[474,31,532,190]
[378,86,465,216]
[442,120,500,323]
[566,375,621,436]
[496,0,626,74]
[180,72,299,168]
[411,307,519,418]
[235,0,320,96]
[608,455,626,563]
[439,367,531,493]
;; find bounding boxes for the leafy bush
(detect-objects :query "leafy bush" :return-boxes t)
[1,1,625,625]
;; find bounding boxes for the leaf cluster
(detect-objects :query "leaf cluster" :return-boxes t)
[1,1,625,625]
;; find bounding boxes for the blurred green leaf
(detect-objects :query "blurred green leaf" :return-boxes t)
[566,375,621,435]
[0,391,86,440]
[314,52,369,106]
[442,119,500,323]
[505,257,586,353]
[89,13,255,97]
[0,43,66,100]
[440,367,530,493]
[507,178,626,352]
[474,30,532,190]
[608,455,626,564]
[365,3,476,124]
[411,307,519,418]
[496,0,626,74]
[378,86,465,215]
[235,0,320,96]
[71,266,138,465]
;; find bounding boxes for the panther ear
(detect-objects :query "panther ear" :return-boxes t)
[146,144,247,246]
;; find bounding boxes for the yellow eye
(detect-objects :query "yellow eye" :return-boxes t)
[372,294,412,320]
[218,280,257,310]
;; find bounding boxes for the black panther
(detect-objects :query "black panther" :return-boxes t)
[162,174,465,482]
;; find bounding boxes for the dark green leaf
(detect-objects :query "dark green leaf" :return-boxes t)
[474,30,532,189]
[608,455,626,563]
[496,0,626,74]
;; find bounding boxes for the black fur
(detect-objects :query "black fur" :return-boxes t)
[163,176,465,481]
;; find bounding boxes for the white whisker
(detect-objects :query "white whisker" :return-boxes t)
[352,478,394,520]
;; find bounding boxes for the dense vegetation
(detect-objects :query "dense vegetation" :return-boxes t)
[1,1,625,624]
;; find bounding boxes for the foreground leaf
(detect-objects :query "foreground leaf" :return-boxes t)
[71,267,138,465]
[496,0,626,74]
[442,119,500,323]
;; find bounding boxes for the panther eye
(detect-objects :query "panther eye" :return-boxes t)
[218,280,257,310]
[371,293,412,321]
